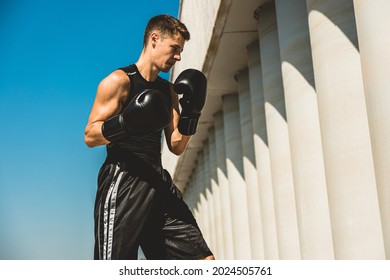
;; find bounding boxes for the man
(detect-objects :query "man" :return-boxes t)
[84,14,214,260]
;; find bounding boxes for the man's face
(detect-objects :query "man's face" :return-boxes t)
[152,31,185,73]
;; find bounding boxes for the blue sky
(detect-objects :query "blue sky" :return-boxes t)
[0,0,180,259]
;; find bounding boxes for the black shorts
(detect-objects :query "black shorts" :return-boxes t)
[93,153,212,260]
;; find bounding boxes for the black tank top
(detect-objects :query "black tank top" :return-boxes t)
[107,64,172,165]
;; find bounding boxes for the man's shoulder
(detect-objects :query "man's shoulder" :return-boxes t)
[107,69,131,86]
[117,64,137,77]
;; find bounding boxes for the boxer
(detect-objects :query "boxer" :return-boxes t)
[84,14,213,260]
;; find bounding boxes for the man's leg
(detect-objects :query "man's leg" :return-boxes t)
[140,169,214,260]
[94,161,158,260]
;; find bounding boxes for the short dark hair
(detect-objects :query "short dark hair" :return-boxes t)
[143,14,190,46]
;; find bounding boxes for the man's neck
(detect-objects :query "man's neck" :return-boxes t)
[135,54,159,82]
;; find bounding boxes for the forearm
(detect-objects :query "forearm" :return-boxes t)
[170,128,192,155]
[84,121,109,148]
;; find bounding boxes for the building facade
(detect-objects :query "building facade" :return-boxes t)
[162,0,390,260]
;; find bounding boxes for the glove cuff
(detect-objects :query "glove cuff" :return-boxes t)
[102,115,127,142]
[178,114,200,136]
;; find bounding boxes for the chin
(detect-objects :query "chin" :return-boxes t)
[161,65,172,73]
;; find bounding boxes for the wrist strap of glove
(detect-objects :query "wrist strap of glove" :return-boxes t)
[178,113,200,135]
[101,115,127,142]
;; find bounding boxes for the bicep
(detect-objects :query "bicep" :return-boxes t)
[87,71,129,126]
[84,72,130,148]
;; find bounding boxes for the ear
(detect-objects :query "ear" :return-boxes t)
[150,32,160,48]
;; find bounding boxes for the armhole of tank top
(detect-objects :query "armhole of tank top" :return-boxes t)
[118,65,136,107]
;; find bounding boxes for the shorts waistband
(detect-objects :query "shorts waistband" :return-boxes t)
[105,146,162,168]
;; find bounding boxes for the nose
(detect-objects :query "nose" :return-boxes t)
[174,53,181,61]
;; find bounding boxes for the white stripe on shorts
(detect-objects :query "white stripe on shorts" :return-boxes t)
[102,164,123,260]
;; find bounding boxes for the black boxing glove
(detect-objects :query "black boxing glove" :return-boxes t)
[173,69,207,135]
[102,89,171,142]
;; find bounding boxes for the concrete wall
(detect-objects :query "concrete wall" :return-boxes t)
[163,0,389,259]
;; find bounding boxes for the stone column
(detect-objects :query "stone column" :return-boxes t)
[306,0,385,259]
[247,40,279,259]
[208,126,225,259]
[198,153,211,246]
[203,140,217,255]
[192,159,201,230]
[236,68,264,259]
[354,0,390,259]
[222,94,252,259]
[255,1,301,259]
[214,111,235,259]
[274,0,334,259]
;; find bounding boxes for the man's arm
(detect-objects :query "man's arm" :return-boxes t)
[164,84,192,155]
[84,70,130,148]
